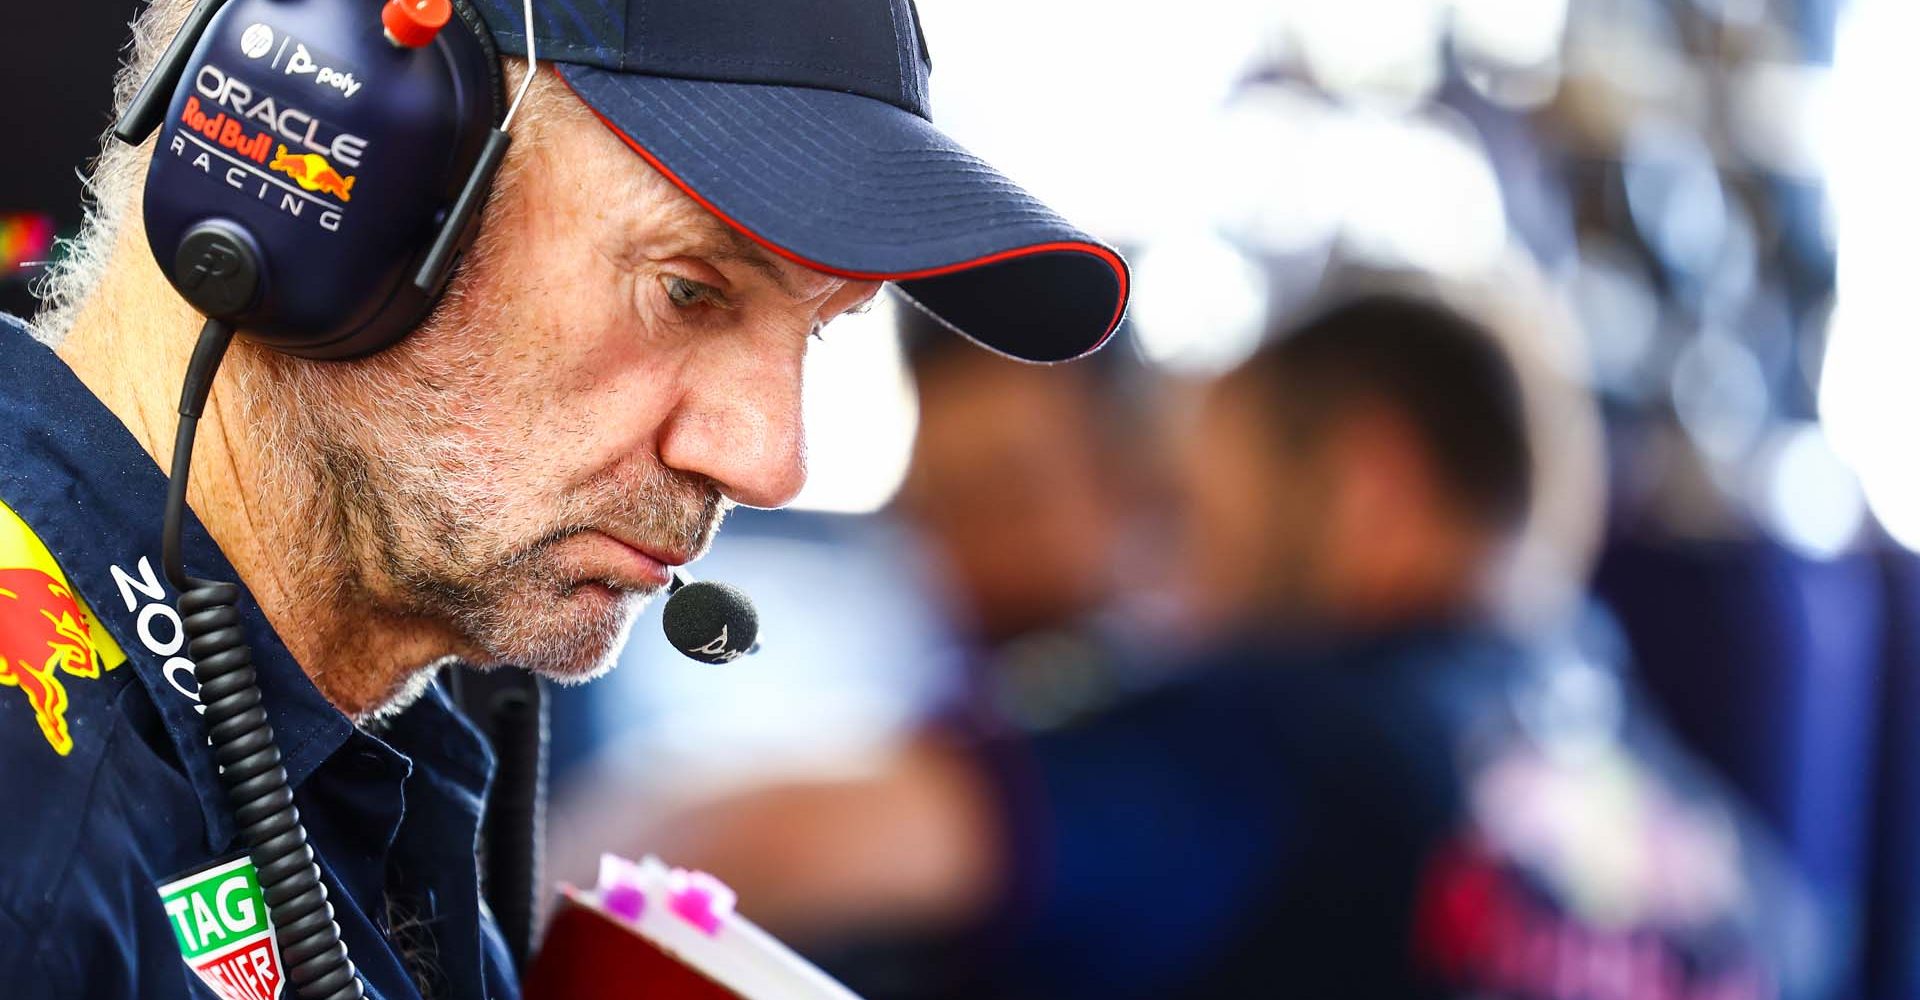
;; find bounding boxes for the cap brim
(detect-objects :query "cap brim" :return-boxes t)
[556,64,1128,363]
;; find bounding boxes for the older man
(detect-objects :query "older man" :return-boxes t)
[0,1,1125,997]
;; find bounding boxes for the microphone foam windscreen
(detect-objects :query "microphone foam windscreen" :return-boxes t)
[662,580,759,664]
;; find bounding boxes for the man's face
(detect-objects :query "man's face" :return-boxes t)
[899,356,1126,641]
[1173,381,1329,633]
[271,86,880,681]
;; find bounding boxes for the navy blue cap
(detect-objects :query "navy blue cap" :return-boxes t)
[468,0,1128,362]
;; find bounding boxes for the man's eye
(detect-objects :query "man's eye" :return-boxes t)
[663,275,721,308]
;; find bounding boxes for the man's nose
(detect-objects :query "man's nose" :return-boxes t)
[657,341,808,509]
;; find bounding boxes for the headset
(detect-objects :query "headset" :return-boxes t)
[114,1,538,996]
[118,0,522,357]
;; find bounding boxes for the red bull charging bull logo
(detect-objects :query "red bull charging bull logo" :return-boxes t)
[0,503,126,756]
[268,145,355,202]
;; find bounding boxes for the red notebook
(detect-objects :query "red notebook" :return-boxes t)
[524,856,865,1000]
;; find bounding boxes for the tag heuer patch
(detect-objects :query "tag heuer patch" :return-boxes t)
[156,855,284,1000]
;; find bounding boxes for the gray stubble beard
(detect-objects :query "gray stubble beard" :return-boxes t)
[247,332,730,688]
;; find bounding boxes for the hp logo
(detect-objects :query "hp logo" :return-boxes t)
[240,23,274,59]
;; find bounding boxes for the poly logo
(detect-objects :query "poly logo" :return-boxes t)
[284,43,364,98]
[240,23,273,60]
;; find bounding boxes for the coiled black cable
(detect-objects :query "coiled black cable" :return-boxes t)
[163,318,364,1000]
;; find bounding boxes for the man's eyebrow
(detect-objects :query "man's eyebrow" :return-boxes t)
[694,223,803,301]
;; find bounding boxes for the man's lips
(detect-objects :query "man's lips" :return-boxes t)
[575,530,688,590]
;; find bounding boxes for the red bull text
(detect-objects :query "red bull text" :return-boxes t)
[180,95,273,165]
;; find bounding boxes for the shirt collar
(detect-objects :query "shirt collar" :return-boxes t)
[0,316,354,849]
[374,676,496,801]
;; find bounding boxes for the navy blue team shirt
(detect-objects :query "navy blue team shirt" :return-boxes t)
[0,314,518,999]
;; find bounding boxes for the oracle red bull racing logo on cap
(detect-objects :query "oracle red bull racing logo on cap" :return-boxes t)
[0,502,126,756]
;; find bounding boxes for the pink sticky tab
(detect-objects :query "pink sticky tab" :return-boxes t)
[666,868,736,936]
[603,881,646,923]
[595,854,649,923]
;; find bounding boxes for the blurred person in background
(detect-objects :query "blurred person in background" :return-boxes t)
[637,283,1822,1000]
[897,316,1146,648]
[892,315,1170,730]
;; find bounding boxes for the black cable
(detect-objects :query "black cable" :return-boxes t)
[165,317,364,1000]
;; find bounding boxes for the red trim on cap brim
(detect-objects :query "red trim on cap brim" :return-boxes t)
[556,75,1129,353]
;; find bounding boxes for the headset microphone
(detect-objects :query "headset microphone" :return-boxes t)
[663,569,762,664]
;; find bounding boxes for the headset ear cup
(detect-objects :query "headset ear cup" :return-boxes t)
[135,0,507,359]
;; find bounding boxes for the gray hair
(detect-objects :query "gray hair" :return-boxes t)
[29,0,195,346]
